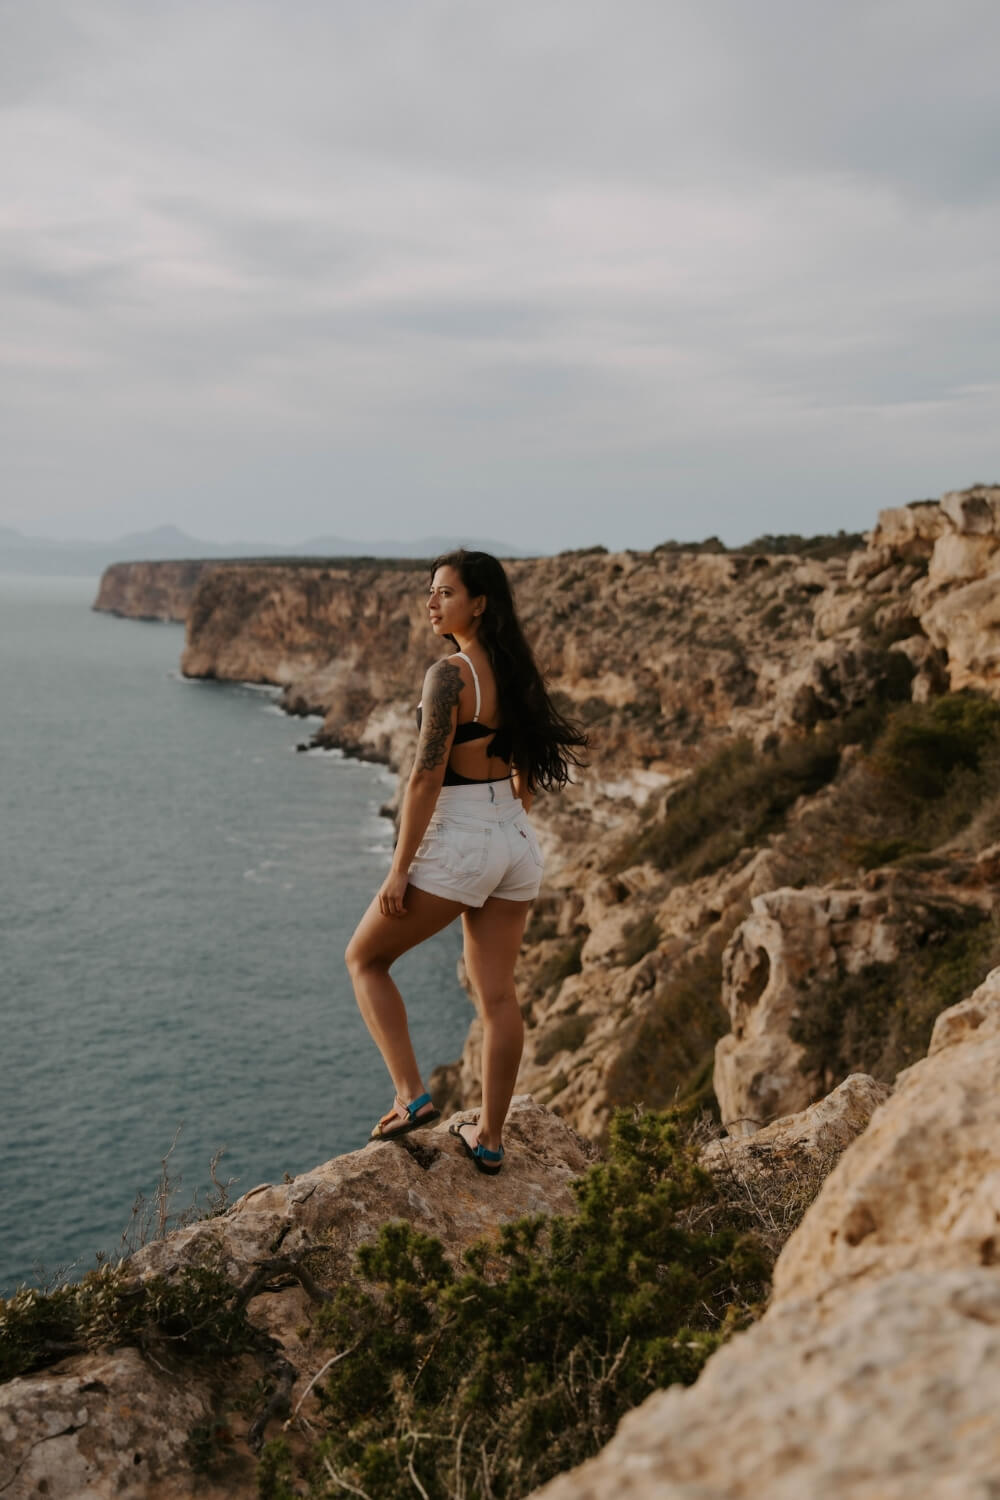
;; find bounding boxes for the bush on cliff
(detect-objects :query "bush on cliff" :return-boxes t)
[258,1111,773,1500]
[614,729,846,878]
[0,1262,253,1383]
[814,693,1000,872]
[617,691,1000,886]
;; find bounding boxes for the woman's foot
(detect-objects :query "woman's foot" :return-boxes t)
[369,1092,440,1141]
[450,1120,504,1175]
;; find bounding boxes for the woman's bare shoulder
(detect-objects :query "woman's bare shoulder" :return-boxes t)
[421,656,465,701]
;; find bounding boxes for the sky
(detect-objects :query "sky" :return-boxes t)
[3,0,999,553]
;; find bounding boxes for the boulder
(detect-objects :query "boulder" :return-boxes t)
[701,1072,891,1175]
[940,484,1000,535]
[0,1348,242,1500]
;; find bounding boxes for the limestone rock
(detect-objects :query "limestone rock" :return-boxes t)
[1,1100,591,1500]
[713,878,988,1137]
[940,484,1000,535]
[0,1348,241,1500]
[93,560,210,622]
[530,1268,1000,1500]
[866,498,948,557]
[927,966,1000,1053]
[919,575,1000,693]
[527,980,1000,1500]
[773,968,1000,1303]
[770,639,908,731]
[701,1072,891,1175]
[131,1096,590,1285]
[714,887,839,1136]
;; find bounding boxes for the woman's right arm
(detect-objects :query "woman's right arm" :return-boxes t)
[378,659,462,916]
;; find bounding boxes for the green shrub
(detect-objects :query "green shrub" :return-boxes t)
[617,692,1000,889]
[830,695,1000,870]
[740,530,865,559]
[615,730,844,878]
[260,1112,772,1500]
[0,1262,251,1384]
[870,694,1000,800]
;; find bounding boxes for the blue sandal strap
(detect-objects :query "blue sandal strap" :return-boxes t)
[474,1143,504,1163]
[404,1092,432,1117]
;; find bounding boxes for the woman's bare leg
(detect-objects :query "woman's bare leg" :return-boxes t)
[460,896,531,1152]
[346,886,465,1112]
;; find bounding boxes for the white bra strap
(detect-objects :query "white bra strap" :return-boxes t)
[454,651,481,721]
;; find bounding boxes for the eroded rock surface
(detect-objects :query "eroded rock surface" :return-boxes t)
[93,560,212,622]
[92,487,1000,1143]
[528,974,1000,1500]
[715,872,995,1135]
[701,1072,891,1176]
[0,1099,591,1500]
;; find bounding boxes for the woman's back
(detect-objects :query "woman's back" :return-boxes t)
[438,649,511,785]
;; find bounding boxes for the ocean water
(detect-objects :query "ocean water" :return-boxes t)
[0,575,466,1294]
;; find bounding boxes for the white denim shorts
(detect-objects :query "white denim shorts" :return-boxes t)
[407,779,544,907]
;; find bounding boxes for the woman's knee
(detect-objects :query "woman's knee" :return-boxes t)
[476,985,519,1020]
[345,934,387,978]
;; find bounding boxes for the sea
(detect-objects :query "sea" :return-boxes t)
[0,574,467,1296]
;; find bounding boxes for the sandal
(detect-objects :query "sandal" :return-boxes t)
[369,1092,440,1142]
[450,1121,504,1176]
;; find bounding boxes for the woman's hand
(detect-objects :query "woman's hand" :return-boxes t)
[378,868,410,918]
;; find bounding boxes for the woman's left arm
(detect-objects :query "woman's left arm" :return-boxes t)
[378,658,462,916]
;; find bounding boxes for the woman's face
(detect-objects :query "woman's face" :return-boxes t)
[427,565,484,639]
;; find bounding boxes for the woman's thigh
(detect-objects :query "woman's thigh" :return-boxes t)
[462,896,532,1001]
[348,885,466,970]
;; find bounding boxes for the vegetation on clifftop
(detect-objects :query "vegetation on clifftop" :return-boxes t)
[257,1110,789,1500]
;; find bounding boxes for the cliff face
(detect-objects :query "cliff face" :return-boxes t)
[14,493,1000,1496]
[176,546,850,772]
[93,560,214,622]
[530,970,1000,1500]
[95,490,1000,1143]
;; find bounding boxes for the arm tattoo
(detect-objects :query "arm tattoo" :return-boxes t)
[417,661,463,772]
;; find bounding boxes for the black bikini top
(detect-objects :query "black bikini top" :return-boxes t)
[416,651,512,784]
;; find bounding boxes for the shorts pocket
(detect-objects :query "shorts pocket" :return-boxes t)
[440,821,490,879]
[414,821,442,861]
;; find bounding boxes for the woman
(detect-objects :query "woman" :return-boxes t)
[345,549,586,1176]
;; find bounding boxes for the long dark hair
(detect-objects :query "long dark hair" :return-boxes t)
[432,549,587,793]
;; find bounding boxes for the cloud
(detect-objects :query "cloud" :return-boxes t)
[1,0,998,549]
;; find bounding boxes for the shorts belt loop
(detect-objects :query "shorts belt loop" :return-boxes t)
[489,783,495,804]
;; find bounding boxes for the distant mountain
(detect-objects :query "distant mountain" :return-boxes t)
[0,524,533,576]
[297,534,530,559]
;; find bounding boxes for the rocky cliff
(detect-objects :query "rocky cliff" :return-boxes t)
[93,487,1000,1143]
[0,1099,594,1499]
[94,559,216,622]
[11,491,1000,1496]
[530,969,1000,1500]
